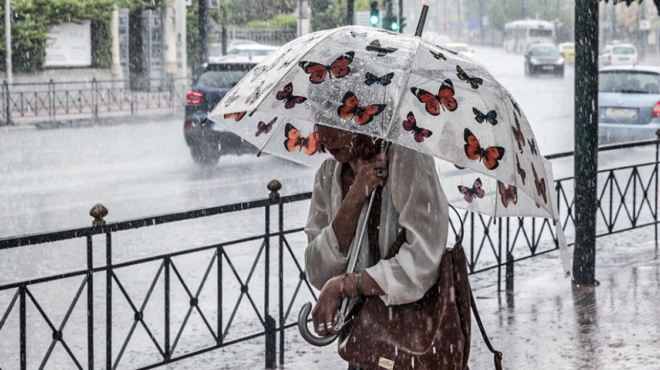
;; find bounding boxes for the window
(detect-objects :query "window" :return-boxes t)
[599,71,660,94]
[529,29,552,37]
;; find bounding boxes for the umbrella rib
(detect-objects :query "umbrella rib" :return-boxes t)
[382,36,423,141]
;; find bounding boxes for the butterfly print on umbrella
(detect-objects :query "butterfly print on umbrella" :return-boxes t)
[365,72,394,86]
[283,123,319,155]
[472,107,498,125]
[532,163,548,204]
[337,91,386,126]
[350,31,367,38]
[528,138,538,156]
[511,115,525,153]
[275,82,307,109]
[410,79,458,116]
[509,94,522,116]
[498,181,518,208]
[402,111,432,143]
[456,65,484,89]
[223,91,240,107]
[224,111,247,122]
[516,154,527,185]
[429,50,447,61]
[255,117,277,137]
[251,63,276,82]
[245,81,274,105]
[298,51,355,84]
[458,178,485,203]
[464,128,505,170]
[365,40,398,56]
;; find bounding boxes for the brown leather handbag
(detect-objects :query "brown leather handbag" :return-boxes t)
[338,205,502,370]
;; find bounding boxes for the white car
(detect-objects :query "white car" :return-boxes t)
[599,44,638,67]
[208,43,279,64]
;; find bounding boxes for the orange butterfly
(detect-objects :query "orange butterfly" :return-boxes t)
[410,79,458,116]
[284,123,319,155]
[337,91,386,125]
[498,181,517,208]
[511,114,525,153]
[224,111,247,122]
[464,128,505,170]
[298,51,355,84]
[532,163,547,204]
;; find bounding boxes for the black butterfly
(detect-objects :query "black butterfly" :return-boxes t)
[350,31,368,37]
[456,65,483,89]
[472,107,498,125]
[516,154,527,185]
[509,95,522,116]
[528,138,538,156]
[366,40,398,57]
[365,72,394,86]
[430,50,447,61]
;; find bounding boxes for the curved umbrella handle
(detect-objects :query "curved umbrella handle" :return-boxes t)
[297,302,338,347]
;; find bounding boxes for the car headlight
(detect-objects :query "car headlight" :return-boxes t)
[530,57,539,65]
[556,57,564,65]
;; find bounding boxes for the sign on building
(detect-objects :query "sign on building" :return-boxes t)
[44,21,92,67]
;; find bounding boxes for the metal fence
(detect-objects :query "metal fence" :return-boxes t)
[224,27,298,47]
[0,140,658,369]
[0,77,192,126]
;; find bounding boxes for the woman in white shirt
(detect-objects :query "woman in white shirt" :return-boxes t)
[304,125,449,348]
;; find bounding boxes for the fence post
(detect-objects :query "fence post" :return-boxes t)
[49,79,55,122]
[263,180,279,369]
[164,257,171,361]
[86,234,95,370]
[505,218,513,291]
[105,231,113,369]
[3,80,12,125]
[267,179,285,366]
[92,78,99,119]
[20,286,26,370]
[655,130,659,259]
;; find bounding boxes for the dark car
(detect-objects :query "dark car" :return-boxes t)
[184,59,258,165]
[524,43,565,78]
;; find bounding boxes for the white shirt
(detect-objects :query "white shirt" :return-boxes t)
[304,144,449,305]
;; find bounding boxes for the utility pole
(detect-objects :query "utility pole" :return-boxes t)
[573,0,599,286]
[347,0,354,25]
[196,0,207,80]
[4,0,12,84]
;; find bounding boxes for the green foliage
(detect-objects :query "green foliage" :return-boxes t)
[222,0,296,25]
[309,0,348,31]
[246,14,297,28]
[1,0,162,74]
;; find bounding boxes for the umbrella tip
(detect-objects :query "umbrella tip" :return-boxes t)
[414,5,429,37]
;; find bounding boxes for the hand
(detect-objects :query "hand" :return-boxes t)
[311,275,343,336]
[349,153,389,200]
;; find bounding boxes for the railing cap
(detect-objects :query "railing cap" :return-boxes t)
[90,203,108,226]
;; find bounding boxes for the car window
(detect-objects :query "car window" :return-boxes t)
[227,48,276,57]
[197,69,252,88]
[531,46,559,56]
[612,46,635,55]
[529,29,552,37]
[599,71,660,94]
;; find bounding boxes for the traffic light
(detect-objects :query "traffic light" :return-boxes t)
[370,1,379,26]
[388,17,399,31]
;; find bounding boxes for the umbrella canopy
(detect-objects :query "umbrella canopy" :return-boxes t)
[207,25,571,277]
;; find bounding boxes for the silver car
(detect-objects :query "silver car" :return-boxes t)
[599,66,660,143]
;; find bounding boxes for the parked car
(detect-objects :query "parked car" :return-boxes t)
[184,58,259,165]
[208,42,278,64]
[558,42,575,63]
[599,43,638,67]
[445,42,475,59]
[598,65,660,143]
[524,43,564,77]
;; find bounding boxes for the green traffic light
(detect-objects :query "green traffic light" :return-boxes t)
[370,15,379,25]
[390,22,399,31]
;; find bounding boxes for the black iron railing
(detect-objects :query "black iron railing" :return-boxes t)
[0,77,191,125]
[0,141,658,369]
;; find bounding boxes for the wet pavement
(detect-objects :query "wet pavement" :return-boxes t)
[275,235,660,370]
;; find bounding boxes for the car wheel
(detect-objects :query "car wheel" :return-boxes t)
[190,138,221,166]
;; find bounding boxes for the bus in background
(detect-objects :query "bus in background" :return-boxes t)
[503,20,555,54]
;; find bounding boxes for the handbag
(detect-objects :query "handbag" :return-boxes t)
[337,202,503,370]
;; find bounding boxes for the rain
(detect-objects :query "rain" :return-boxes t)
[1,0,660,369]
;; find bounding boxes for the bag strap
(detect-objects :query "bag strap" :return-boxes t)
[448,206,503,369]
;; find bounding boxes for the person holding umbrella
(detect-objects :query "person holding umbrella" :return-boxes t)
[304,124,450,367]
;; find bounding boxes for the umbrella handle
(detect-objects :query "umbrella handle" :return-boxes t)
[297,302,339,346]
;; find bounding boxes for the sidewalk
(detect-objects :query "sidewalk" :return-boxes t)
[278,235,660,369]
